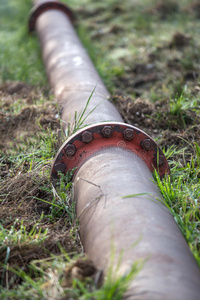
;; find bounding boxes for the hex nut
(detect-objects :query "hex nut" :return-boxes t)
[82,131,93,143]
[123,128,134,140]
[102,126,112,138]
[65,144,76,156]
[154,154,164,167]
[141,138,152,150]
[54,162,66,173]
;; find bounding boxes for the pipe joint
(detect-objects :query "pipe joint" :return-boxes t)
[51,122,170,181]
[29,0,74,32]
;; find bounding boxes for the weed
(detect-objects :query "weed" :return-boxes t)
[66,86,98,135]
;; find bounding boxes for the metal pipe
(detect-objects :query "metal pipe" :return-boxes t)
[74,148,200,299]
[30,1,200,299]
[29,0,123,132]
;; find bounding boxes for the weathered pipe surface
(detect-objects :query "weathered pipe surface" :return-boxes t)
[74,148,200,300]
[32,0,123,131]
[31,1,200,299]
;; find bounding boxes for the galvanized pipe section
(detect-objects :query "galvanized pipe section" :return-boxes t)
[31,1,200,299]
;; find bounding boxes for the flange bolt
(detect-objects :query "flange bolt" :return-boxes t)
[102,126,112,138]
[82,131,93,143]
[65,144,76,156]
[54,162,66,174]
[123,128,134,140]
[141,138,152,150]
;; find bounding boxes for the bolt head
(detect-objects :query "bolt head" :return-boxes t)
[102,126,112,138]
[65,144,76,157]
[82,131,93,143]
[154,153,164,167]
[54,162,66,173]
[141,138,152,150]
[123,128,134,140]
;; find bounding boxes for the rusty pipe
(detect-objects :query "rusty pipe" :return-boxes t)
[30,1,200,299]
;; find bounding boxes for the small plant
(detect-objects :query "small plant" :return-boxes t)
[169,87,199,115]
[65,86,104,136]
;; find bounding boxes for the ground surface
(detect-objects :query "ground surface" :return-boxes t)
[0,0,200,299]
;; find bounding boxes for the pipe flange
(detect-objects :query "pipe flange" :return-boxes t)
[51,122,170,181]
[29,1,74,32]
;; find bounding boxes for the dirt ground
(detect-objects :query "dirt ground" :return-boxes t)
[0,82,57,151]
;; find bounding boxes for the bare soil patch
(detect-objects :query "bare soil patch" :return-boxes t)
[0,82,59,152]
[112,94,200,159]
[149,1,179,19]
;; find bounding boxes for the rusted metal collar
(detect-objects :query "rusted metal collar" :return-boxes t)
[29,0,74,32]
[51,122,170,180]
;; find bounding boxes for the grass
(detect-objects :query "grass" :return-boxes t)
[0,251,141,300]
[36,170,77,225]
[154,144,200,265]
[65,86,102,136]
[0,218,48,248]
[0,0,200,298]
[0,0,46,85]
[169,87,200,115]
